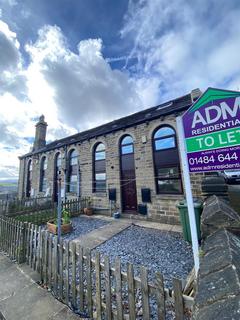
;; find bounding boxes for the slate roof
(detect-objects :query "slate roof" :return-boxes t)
[20,92,193,159]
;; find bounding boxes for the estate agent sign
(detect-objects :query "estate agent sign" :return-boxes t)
[182,88,240,172]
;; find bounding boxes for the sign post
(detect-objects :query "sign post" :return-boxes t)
[177,87,240,274]
[176,116,200,272]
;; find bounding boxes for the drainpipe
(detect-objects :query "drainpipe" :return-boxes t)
[77,158,81,198]
[21,158,26,199]
[63,145,67,201]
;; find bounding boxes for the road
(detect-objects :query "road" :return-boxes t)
[228,184,240,214]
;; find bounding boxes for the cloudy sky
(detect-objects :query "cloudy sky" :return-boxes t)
[0,0,240,180]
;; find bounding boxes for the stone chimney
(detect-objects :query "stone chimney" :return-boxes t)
[33,115,47,151]
[191,88,202,102]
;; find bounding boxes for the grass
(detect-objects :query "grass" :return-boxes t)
[14,209,56,225]
[0,182,18,187]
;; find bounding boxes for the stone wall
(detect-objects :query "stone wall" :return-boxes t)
[193,196,240,320]
[18,114,203,224]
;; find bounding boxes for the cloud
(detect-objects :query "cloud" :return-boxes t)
[0,20,27,100]
[25,26,143,130]
[0,22,149,179]
[121,0,240,100]
[0,166,19,181]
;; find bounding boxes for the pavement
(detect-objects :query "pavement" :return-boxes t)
[0,254,81,320]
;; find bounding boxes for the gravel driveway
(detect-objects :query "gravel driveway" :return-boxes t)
[94,224,194,288]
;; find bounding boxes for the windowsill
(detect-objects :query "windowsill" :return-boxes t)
[155,194,184,200]
[92,192,107,197]
[66,192,77,196]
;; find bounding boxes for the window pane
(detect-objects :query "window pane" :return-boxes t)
[69,175,77,193]
[95,180,106,192]
[96,143,105,152]
[70,156,78,165]
[29,161,32,171]
[56,154,61,167]
[154,127,175,139]
[96,173,106,181]
[95,151,105,160]
[121,135,133,145]
[157,179,182,193]
[121,145,133,154]
[70,150,78,165]
[71,150,78,157]
[157,167,179,178]
[155,137,175,150]
[42,178,47,192]
[41,158,47,170]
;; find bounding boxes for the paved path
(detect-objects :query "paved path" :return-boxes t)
[73,218,132,249]
[0,254,80,320]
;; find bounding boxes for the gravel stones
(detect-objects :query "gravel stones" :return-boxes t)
[94,224,194,288]
[61,216,109,242]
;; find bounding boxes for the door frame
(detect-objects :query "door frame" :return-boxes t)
[119,135,138,213]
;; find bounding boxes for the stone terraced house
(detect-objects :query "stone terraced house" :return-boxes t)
[18,88,204,224]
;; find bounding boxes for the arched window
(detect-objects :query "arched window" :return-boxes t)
[56,153,61,168]
[93,143,106,192]
[153,126,182,194]
[26,159,32,197]
[68,149,78,193]
[121,135,134,155]
[53,153,61,201]
[120,135,137,211]
[39,156,47,192]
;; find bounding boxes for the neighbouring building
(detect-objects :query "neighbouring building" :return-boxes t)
[18,89,204,224]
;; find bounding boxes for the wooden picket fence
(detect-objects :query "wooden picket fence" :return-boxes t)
[1,198,87,225]
[0,196,53,216]
[0,216,193,319]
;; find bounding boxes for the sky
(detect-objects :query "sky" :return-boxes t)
[0,0,240,180]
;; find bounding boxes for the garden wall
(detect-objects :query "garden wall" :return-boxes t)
[193,195,240,320]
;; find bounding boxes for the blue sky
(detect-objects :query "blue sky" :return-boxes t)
[0,0,240,179]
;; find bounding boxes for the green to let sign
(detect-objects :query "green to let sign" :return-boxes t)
[186,126,240,152]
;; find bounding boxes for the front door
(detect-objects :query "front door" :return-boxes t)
[53,153,61,202]
[53,171,58,202]
[120,136,137,212]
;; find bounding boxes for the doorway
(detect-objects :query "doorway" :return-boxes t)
[120,135,137,212]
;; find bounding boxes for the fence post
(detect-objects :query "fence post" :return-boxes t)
[21,222,29,264]
[173,278,184,320]
[115,257,123,320]
[18,222,27,264]
[155,272,165,320]
[127,262,135,320]
[140,266,150,320]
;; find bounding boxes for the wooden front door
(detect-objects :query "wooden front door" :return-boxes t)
[53,170,58,202]
[53,153,61,202]
[120,136,137,212]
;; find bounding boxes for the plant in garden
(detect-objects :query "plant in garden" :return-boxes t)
[48,208,72,235]
[83,197,93,215]
[62,209,70,224]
